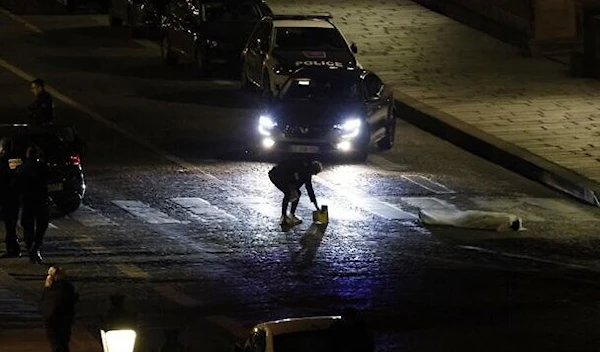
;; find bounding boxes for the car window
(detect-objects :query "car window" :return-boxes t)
[248,21,271,50]
[281,76,361,100]
[203,1,261,22]
[363,73,383,98]
[274,27,347,50]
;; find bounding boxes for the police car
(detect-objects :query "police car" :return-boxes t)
[240,14,359,96]
[232,316,341,352]
[253,66,396,162]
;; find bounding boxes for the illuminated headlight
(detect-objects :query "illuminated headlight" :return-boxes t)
[258,115,277,136]
[262,138,275,148]
[334,118,362,139]
[337,141,352,151]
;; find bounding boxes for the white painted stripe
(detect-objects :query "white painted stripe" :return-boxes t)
[0,8,43,33]
[133,39,159,50]
[401,175,455,194]
[154,285,201,307]
[49,223,58,229]
[314,176,415,220]
[115,263,150,279]
[171,197,237,222]
[367,154,407,171]
[401,197,457,210]
[206,315,248,338]
[68,204,117,226]
[112,200,182,224]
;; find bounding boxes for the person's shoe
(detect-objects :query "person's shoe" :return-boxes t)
[290,214,303,225]
[29,251,43,264]
[1,251,21,258]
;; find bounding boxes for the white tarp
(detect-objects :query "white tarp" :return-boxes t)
[418,209,524,232]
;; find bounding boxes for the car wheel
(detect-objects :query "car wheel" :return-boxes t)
[160,35,177,66]
[54,198,81,215]
[377,110,396,151]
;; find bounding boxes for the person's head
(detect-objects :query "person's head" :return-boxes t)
[30,78,45,96]
[26,145,40,160]
[310,161,323,175]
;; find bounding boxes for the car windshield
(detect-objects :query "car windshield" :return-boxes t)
[273,330,333,352]
[275,27,348,50]
[280,74,361,101]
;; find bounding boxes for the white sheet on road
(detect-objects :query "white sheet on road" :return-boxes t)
[419,209,524,231]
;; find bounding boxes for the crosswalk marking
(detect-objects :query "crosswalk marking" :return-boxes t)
[401,197,457,211]
[68,204,117,226]
[171,197,237,222]
[112,200,182,224]
[154,285,201,307]
[401,175,455,194]
[115,263,150,279]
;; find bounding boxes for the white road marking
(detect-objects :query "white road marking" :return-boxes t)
[49,223,59,229]
[112,200,182,224]
[401,175,455,194]
[0,7,42,33]
[114,263,150,279]
[205,315,248,338]
[401,197,457,210]
[171,197,237,222]
[154,285,201,307]
[68,204,117,226]
[367,154,407,171]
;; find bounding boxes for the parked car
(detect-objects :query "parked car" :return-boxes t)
[232,316,341,352]
[241,14,359,97]
[108,0,170,38]
[253,66,396,162]
[160,0,272,75]
[0,124,86,215]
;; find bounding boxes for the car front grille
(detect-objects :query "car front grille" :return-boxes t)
[284,125,332,139]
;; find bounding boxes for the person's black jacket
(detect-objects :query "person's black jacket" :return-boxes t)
[0,155,18,204]
[41,280,78,324]
[28,90,54,125]
[15,158,49,204]
[269,159,316,202]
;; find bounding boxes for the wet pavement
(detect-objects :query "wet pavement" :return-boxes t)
[1,1,600,351]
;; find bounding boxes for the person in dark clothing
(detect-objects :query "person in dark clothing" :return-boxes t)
[0,137,21,258]
[28,78,54,126]
[41,264,79,352]
[327,308,375,352]
[268,159,323,226]
[15,145,50,263]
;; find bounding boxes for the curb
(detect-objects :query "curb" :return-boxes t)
[393,88,600,207]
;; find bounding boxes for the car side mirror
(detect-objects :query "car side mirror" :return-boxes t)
[350,42,358,54]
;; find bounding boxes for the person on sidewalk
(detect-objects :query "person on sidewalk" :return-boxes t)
[0,137,22,258]
[28,78,55,126]
[268,159,322,226]
[15,145,50,264]
[41,264,79,352]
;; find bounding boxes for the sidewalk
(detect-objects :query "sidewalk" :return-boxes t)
[0,267,101,352]
[269,0,600,206]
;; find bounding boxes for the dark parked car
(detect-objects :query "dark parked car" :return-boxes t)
[160,0,272,74]
[108,0,170,38]
[0,124,86,214]
[253,66,396,162]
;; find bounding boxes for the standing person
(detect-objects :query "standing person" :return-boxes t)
[0,137,21,258]
[28,78,55,125]
[268,159,323,226]
[15,145,49,264]
[41,264,79,352]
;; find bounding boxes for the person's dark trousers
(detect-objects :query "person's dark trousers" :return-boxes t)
[2,198,20,255]
[22,199,49,254]
[46,321,72,352]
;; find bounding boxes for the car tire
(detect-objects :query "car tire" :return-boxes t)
[54,198,81,215]
[160,35,177,66]
[377,109,396,151]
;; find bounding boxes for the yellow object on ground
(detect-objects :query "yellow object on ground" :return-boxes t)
[313,205,329,224]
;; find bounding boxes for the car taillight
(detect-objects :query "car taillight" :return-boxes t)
[70,154,80,166]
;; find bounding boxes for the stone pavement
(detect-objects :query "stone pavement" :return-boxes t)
[0,266,101,352]
[268,0,600,206]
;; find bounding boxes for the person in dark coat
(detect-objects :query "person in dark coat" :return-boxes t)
[15,145,50,263]
[28,78,54,125]
[41,264,79,352]
[268,159,323,225]
[0,137,21,258]
[327,308,375,352]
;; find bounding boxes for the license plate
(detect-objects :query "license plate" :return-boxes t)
[47,183,63,192]
[290,145,319,153]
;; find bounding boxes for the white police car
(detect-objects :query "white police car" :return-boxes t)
[240,14,360,97]
[232,316,341,352]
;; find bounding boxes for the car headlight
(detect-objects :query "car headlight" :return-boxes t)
[258,115,277,136]
[334,118,362,139]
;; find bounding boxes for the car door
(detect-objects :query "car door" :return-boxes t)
[362,72,388,144]
[245,21,272,83]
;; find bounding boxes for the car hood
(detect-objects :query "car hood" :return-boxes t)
[272,50,357,70]
[270,100,364,126]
